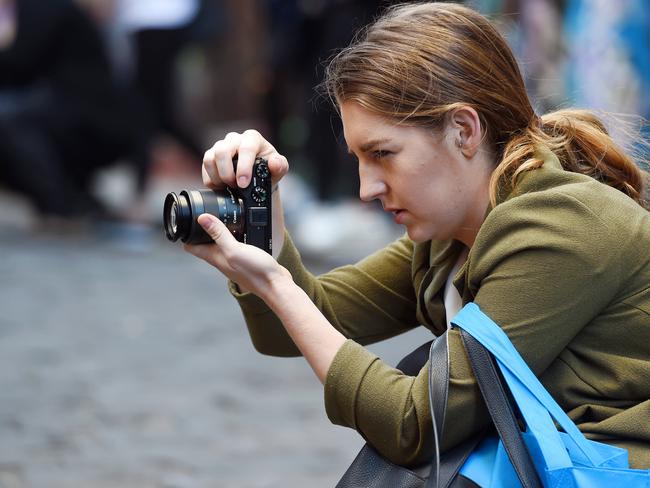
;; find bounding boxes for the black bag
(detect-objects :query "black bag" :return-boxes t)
[335,331,542,488]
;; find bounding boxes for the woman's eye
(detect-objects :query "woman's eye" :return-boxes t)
[372,150,391,159]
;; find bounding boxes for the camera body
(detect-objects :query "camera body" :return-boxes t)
[163,157,273,254]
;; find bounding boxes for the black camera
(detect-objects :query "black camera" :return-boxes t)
[163,157,273,253]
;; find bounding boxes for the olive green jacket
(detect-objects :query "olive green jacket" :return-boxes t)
[231,152,650,469]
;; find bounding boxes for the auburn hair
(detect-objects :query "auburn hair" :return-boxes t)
[324,2,649,209]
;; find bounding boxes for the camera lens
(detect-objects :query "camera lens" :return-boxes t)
[170,201,178,234]
[164,192,190,242]
[163,189,244,244]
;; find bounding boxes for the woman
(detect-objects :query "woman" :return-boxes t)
[185,3,650,469]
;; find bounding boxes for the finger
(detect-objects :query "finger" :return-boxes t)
[202,148,219,185]
[197,213,238,252]
[203,140,232,187]
[236,129,264,188]
[202,165,218,188]
[267,153,289,184]
[215,134,240,187]
[184,214,238,270]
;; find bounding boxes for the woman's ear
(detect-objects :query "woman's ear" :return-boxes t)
[448,106,483,159]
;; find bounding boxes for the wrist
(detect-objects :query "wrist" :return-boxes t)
[260,266,294,305]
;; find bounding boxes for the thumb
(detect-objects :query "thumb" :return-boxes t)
[197,213,236,246]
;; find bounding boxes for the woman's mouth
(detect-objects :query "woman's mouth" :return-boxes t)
[387,208,406,224]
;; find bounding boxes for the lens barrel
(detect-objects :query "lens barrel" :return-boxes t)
[163,189,244,244]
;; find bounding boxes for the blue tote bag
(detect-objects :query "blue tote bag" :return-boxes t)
[450,303,650,488]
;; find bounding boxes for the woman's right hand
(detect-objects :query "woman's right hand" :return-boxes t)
[202,129,289,190]
[201,129,289,261]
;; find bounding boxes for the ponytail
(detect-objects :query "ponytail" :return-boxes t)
[490,109,649,210]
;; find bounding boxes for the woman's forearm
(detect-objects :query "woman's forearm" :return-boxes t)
[263,275,347,383]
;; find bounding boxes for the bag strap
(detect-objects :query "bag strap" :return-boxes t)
[425,334,449,488]
[454,303,604,467]
[397,335,483,488]
[460,329,543,488]
[425,333,483,488]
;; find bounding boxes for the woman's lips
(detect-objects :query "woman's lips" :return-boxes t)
[388,209,406,224]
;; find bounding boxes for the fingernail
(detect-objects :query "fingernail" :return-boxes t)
[197,214,215,230]
[238,175,249,187]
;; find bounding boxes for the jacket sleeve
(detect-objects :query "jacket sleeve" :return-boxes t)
[230,231,419,356]
[323,188,624,466]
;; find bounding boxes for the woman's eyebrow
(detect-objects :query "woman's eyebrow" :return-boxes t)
[347,138,392,154]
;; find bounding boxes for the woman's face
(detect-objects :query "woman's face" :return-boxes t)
[340,101,491,245]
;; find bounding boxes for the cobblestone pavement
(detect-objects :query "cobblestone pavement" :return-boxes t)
[0,194,430,488]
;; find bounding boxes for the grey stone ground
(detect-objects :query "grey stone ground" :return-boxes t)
[0,190,430,488]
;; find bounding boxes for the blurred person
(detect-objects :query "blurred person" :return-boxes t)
[112,0,223,184]
[188,1,649,474]
[0,0,147,221]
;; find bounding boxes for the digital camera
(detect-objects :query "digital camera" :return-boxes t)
[163,157,273,253]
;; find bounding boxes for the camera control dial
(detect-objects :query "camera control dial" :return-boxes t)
[255,163,270,179]
[252,186,268,203]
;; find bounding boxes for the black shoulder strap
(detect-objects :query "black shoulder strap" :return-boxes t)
[460,330,543,488]
[425,333,483,488]
[426,334,448,488]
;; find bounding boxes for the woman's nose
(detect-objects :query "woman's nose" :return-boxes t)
[358,163,386,202]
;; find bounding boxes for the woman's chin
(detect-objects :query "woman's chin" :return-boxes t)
[406,224,448,243]
[405,226,430,243]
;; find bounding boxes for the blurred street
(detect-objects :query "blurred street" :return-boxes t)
[0,189,428,488]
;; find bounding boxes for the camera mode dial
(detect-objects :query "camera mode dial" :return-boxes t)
[252,186,268,203]
[255,163,270,179]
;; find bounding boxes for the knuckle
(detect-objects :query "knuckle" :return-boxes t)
[224,131,241,140]
[271,154,289,173]
[213,140,228,152]
[242,128,260,138]
[209,143,227,161]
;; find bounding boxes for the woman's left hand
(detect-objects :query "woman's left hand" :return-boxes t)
[187,214,346,384]
[184,213,291,299]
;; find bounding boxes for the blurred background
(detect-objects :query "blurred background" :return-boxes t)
[0,1,648,487]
